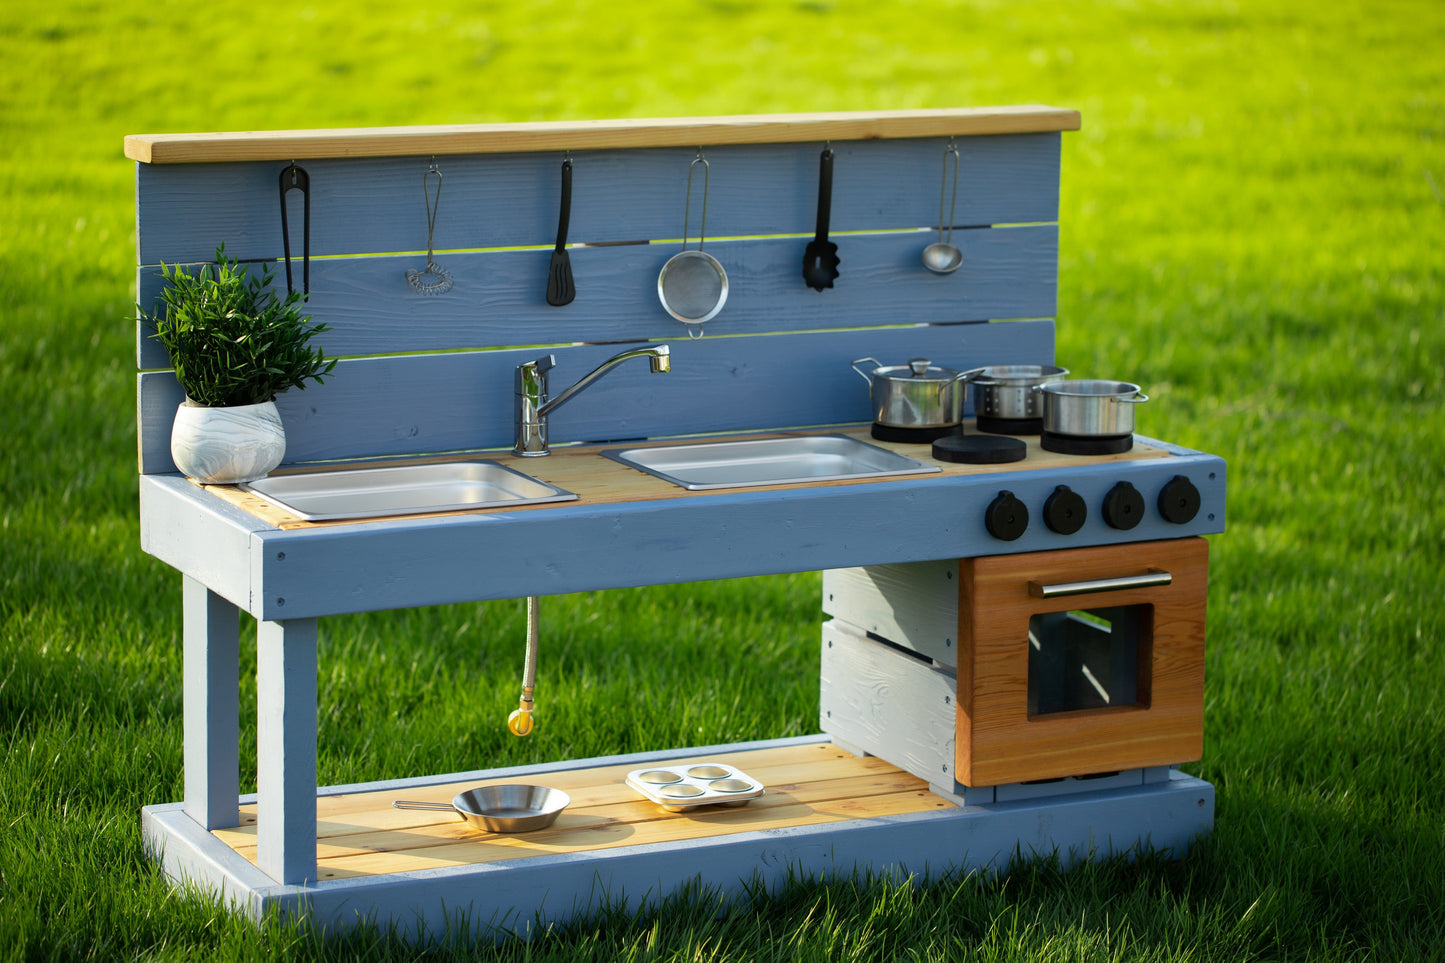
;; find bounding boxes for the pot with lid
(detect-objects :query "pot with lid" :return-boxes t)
[851,357,984,439]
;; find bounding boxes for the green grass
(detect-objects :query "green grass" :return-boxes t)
[3,0,1444,959]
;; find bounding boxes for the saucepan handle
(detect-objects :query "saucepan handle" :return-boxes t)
[850,357,882,384]
[1115,392,1149,404]
[392,800,464,819]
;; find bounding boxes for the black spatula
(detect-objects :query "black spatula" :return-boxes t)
[546,158,576,306]
[802,147,840,291]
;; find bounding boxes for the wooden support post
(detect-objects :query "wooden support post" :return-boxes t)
[255,616,318,885]
[182,576,240,830]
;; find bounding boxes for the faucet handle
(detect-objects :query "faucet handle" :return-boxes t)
[516,353,557,396]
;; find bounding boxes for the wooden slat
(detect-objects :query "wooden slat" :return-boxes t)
[134,135,1061,266]
[125,107,1080,165]
[138,320,1057,473]
[136,226,1058,368]
[206,744,945,879]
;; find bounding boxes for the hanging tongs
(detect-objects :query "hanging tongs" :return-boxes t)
[279,163,310,299]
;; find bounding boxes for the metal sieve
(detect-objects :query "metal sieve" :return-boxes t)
[658,151,727,336]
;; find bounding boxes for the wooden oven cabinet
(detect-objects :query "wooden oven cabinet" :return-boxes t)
[823,536,1208,788]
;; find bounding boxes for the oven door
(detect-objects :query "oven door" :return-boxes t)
[956,537,1208,786]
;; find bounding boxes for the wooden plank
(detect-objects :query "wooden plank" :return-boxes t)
[819,620,957,788]
[138,320,1058,473]
[125,106,1081,164]
[221,770,928,867]
[134,134,1061,266]
[182,578,240,831]
[144,768,1215,938]
[822,560,961,668]
[137,474,266,608]
[137,225,1060,368]
[312,788,949,879]
[255,617,318,884]
[957,537,1209,785]
[213,743,928,869]
[199,430,1175,531]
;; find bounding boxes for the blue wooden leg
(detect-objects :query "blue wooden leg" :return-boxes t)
[256,616,318,885]
[182,576,240,830]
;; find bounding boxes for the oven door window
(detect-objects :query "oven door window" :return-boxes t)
[1027,605,1152,716]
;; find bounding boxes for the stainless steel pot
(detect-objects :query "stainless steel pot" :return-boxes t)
[972,365,1069,421]
[851,357,983,429]
[1036,380,1149,436]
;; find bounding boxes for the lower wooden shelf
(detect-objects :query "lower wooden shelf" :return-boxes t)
[142,735,1214,940]
[215,741,944,880]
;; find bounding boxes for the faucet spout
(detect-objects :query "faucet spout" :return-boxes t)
[515,345,670,456]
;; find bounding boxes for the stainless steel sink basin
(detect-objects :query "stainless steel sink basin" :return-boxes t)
[238,461,578,520]
[600,434,941,491]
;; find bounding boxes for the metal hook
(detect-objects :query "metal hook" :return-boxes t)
[684,149,711,251]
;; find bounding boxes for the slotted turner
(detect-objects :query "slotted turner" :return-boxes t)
[802,146,840,291]
[546,158,576,306]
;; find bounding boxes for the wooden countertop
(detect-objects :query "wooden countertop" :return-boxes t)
[201,425,1172,531]
[124,106,1080,164]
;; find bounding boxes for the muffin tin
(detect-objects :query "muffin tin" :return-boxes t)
[625,763,766,812]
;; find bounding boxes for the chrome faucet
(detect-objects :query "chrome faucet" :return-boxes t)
[514,345,671,456]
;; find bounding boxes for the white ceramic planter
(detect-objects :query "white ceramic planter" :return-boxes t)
[170,400,286,484]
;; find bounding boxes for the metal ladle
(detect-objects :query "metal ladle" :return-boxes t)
[922,141,963,274]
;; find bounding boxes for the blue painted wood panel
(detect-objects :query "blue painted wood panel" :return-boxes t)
[138,320,1055,473]
[136,226,1058,368]
[136,135,1060,265]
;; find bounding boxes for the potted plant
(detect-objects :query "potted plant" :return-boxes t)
[140,245,336,483]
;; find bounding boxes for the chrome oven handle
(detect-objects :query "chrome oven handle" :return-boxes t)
[1028,568,1172,599]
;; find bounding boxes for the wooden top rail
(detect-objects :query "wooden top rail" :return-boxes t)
[124,106,1080,165]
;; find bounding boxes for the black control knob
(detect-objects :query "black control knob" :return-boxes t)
[1158,475,1201,524]
[1101,481,1145,530]
[984,490,1029,541]
[1042,485,1087,535]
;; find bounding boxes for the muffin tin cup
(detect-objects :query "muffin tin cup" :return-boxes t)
[625,763,766,812]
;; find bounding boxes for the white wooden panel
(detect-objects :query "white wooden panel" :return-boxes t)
[823,561,960,668]
[820,620,957,787]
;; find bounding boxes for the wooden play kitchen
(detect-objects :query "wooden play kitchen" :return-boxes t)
[128,107,1226,936]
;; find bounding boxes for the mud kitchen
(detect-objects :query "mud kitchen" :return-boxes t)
[127,107,1225,937]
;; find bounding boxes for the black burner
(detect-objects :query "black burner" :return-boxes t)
[870,423,958,444]
[975,415,1042,436]
[1040,431,1134,456]
[932,433,1028,464]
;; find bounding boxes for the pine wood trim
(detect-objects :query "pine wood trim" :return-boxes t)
[124,106,1080,164]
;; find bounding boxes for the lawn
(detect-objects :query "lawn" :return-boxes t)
[2,0,1443,959]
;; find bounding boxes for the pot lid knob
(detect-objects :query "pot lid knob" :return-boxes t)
[908,358,932,377]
